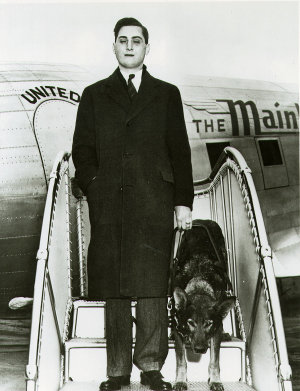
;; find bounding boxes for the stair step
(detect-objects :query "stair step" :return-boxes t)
[60,381,255,391]
[64,338,245,384]
[72,300,137,338]
[72,300,233,339]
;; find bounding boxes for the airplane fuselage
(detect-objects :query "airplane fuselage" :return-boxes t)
[0,65,298,312]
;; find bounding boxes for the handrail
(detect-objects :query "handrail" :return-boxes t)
[209,147,290,381]
[194,147,252,187]
[232,148,291,385]
[71,177,88,297]
[193,146,292,390]
[26,151,71,391]
[39,151,70,254]
[76,197,88,297]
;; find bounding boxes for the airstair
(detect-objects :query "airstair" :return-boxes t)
[25,148,293,391]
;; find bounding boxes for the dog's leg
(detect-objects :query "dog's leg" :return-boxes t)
[208,325,224,391]
[174,330,188,391]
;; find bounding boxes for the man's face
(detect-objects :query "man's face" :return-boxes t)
[113,25,150,70]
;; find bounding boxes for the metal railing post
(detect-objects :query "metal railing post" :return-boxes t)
[76,198,88,297]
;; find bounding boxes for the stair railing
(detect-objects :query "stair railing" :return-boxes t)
[193,146,292,391]
[73,145,292,391]
[75,193,89,298]
[26,151,73,391]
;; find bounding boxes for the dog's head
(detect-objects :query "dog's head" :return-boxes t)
[173,287,236,354]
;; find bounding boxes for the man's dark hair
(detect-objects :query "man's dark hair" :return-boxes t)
[114,17,149,44]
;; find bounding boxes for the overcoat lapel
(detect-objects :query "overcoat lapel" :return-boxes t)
[105,68,131,112]
[104,68,159,121]
[126,70,159,122]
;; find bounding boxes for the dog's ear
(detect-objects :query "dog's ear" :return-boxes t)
[217,296,236,319]
[173,287,188,311]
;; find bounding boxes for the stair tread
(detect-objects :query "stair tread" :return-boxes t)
[65,337,245,348]
[73,299,105,307]
[73,299,136,308]
[60,381,255,391]
[65,337,106,345]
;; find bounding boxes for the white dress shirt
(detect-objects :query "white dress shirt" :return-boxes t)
[120,68,143,92]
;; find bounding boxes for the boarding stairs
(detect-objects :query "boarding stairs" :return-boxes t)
[25,148,293,391]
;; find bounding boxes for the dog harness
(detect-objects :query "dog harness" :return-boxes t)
[167,222,234,340]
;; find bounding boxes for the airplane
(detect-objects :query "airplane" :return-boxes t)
[0,62,299,317]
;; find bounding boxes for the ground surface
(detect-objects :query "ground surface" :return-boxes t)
[0,315,30,391]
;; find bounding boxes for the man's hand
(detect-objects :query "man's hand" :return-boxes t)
[175,206,192,231]
[71,177,84,199]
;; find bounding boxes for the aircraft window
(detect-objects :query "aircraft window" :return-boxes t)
[258,140,283,166]
[206,142,230,168]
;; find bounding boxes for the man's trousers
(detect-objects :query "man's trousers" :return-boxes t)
[105,297,169,376]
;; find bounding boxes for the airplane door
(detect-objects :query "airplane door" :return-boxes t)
[255,137,289,189]
[33,99,78,181]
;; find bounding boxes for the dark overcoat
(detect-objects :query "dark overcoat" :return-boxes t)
[72,67,194,299]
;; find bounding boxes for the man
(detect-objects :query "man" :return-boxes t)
[72,17,194,391]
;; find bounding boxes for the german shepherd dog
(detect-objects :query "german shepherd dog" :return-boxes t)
[172,220,236,391]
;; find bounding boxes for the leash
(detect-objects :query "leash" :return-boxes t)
[167,228,187,337]
[167,228,184,297]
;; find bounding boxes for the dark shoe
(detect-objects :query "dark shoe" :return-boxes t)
[141,371,172,391]
[99,375,130,391]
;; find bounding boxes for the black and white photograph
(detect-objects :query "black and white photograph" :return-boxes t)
[0,1,299,391]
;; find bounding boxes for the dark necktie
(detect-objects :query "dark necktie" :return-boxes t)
[128,74,137,100]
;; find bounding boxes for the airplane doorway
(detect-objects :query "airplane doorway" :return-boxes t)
[206,141,230,169]
[33,99,78,182]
